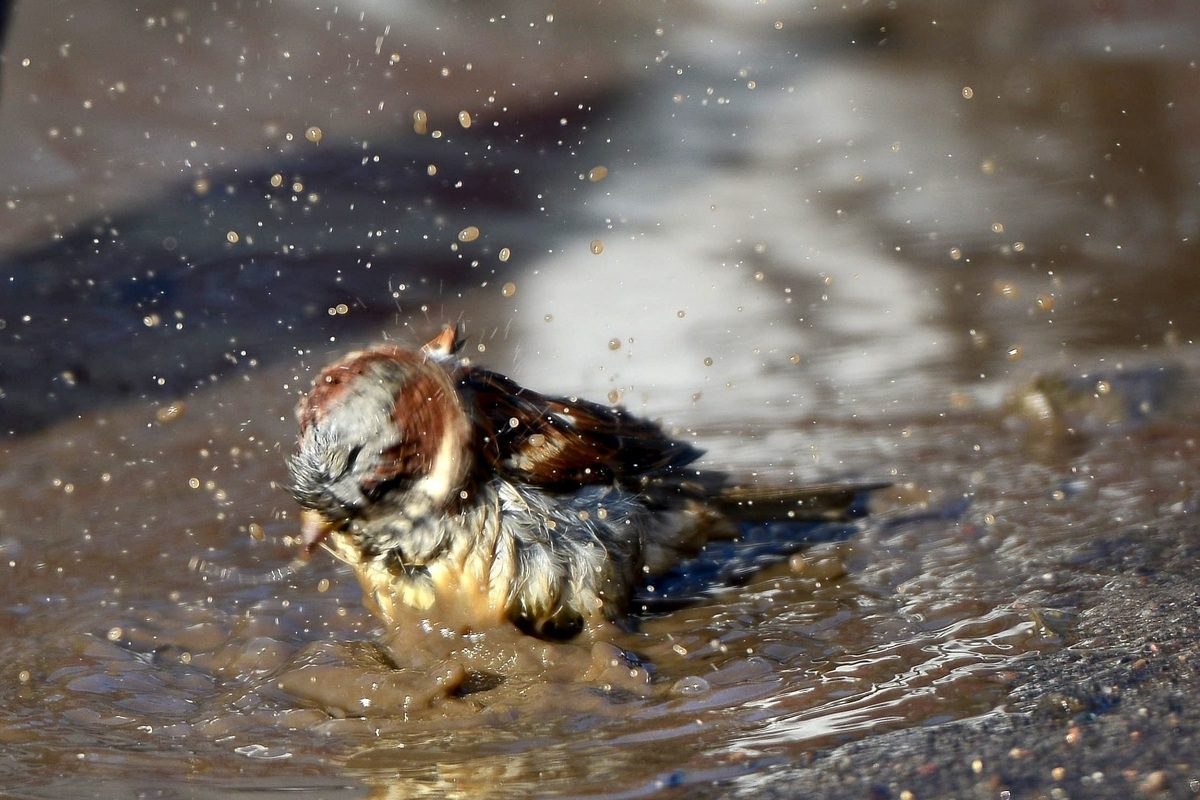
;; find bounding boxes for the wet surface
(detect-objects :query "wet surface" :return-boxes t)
[2,2,1200,798]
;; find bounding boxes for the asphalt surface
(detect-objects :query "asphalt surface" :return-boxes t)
[731,516,1200,799]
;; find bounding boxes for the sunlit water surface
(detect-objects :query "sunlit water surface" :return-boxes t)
[0,375,1066,800]
[2,2,1199,798]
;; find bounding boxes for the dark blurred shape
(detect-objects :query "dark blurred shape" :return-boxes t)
[0,0,10,45]
[0,97,618,436]
[0,0,11,100]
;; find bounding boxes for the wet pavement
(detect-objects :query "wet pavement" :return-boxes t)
[2,2,1200,798]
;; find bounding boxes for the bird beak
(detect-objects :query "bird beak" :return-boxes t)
[299,509,337,553]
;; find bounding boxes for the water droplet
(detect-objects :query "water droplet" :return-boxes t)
[304,126,322,143]
[458,110,472,129]
[590,239,604,255]
[670,676,710,696]
[412,109,428,135]
[608,338,621,351]
[501,282,516,297]
[498,247,511,262]
[994,280,1018,299]
[458,226,480,242]
[155,402,185,424]
[588,166,608,182]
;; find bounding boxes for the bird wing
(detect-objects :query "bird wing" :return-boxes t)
[456,367,701,490]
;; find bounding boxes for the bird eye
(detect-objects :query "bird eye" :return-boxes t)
[343,444,364,474]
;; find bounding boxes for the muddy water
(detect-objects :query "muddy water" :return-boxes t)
[2,3,1200,798]
[0,365,1053,799]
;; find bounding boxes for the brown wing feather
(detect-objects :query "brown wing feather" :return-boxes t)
[457,367,701,490]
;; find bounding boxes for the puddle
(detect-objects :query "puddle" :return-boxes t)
[2,3,1199,797]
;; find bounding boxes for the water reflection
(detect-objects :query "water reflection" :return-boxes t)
[2,1,1199,797]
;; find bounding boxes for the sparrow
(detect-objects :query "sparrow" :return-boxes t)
[287,326,877,640]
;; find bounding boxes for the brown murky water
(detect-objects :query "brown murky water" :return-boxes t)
[2,2,1199,798]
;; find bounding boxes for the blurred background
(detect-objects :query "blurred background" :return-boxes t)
[1,1,1198,797]
[3,0,1197,436]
